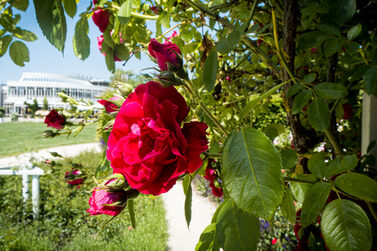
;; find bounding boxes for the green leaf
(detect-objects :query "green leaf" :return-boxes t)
[13,29,38,41]
[304,73,317,83]
[216,29,242,54]
[325,155,358,178]
[118,0,133,24]
[363,68,377,95]
[0,35,13,57]
[314,82,347,100]
[308,97,330,131]
[308,152,327,178]
[321,199,372,251]
[9,41,29,66]
[324,0,356,25]
[215,200,260,251]
[292,89,312,114]
[301,182,332,226]
[318,22,341,36]
[280,187,296,223]
[105,51,115,73]
[347,23,362,40]
[10,0,29,11]
[203,49,218,92]
[280,148,298,170]
[297,31,329,50]
[127,199,136,229]
[290,174,317,203]
[182,175,192,228]
[335,173,377,202]
[222,128,283,219]
[159,11,170,28]
[263,123,285,140]
[195,223,220,251]
[33,0,67,52]
[324,37,344,57]
[72,16,90,60]
[287,84,305,98]
[62,0,77,18]
[114,44,130,61]
[344,40,359,54]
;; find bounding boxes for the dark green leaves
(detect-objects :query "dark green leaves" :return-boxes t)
[11,0,29,11]
[9,41,29,66]
[335,173,377,202]
[127,199,136,229]
[0,35,13,57]
[325,0,357,25]
[363,67,377,95]
[62,0,77,18]
[308,152,326,178]
[280,187,296,223]
[182,175,192,228]
[326,155,358,178]
[105,52,115,73]
[203,49,218,92]
[280,148,298,170]
[308,98,330,131]
[33,0,67,52]
[118,0,133,24]
[73,16,90,60]
[287,84,304,98]
[300,182,332,226]
[222,128,283,219]
[321,199,372,251]
[13,29,38,41]
[347,24,362,40]
[195,224,219,251]
[297,31,329,50]
[114,45,130,61]
[292,89,312,114]
[215,200,259,251]
[314,82,347,100]
[216,29,242,54]
[324,37,344,57]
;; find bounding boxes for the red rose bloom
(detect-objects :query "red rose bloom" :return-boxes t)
[98,97,122,113]
[204,160,223,198]
[65,169,84,185]
[44,109,66,130]
[148,38,181,71]
[92,9,109,32]
[87,186,127,216]
[107,81,208,195]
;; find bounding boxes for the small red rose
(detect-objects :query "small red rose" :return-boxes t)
[44,109,66,130]
[271,238,277,245]
[148,38,182,71]
[92,9,109,33]
[98,97,122,113]
[65,169,84,185]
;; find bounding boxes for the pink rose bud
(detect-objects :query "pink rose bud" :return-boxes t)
[148,38,182,71]
[97,96,122,113]
[92,9,110,33]
[65,169,84,185]
[44,109,66,130]
[87,186,127,216]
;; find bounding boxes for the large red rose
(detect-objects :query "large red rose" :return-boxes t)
[148,38,181,71]
[106,81,208,195]
[44,109,66,130]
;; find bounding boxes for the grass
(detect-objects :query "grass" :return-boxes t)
[0,151,168,251]
[0,122,97,157]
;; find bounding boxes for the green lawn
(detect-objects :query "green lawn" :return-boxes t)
[0,122,97,157]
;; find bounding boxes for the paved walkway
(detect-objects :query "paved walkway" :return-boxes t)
[0,143,219,250]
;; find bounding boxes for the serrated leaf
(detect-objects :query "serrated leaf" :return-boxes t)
[314,82,348,100]
[9,41,29,66]
[301,182,332,226]
[13,29,38,41]
[287,84,305,98]
[73,16,90,60]
[215,200,260,251]
[363,67,377,95]
[222,128,283,219]
[182,175,192,228]
[347,23,362,40]
[114,44,130,61]
[203,49,218,92]
[321,199,372,251]
[335,173,377,202]
[216,29,242,54]
[105,51,115,73]
[195,223,220,251]
[0,35,13,57]
[297,31,329,50]
[127,199,136,229]
[308,152,327,178]
[33,0,67,52]
[324,37,344,57]
[281,187,296,223]
[62,0,76,18]
[308,97,330,131]
[280,148,298,170]
[292,89,312,114]
[289,174,317,203]
[118,0,133,24]
[326,155,358,178]
[11,0,29,11]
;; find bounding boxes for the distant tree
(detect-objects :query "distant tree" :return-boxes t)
[24,98,39,116]
[110,69,150,87]
[43,97,49,110]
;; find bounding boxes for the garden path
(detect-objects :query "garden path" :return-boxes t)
[0,143,219,250]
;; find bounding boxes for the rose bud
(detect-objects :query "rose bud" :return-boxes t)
[87,187,127,216]
[92,9,109,33]
[150,6,162,15]
[148,38,182,72]
[65,169,84,185]
[203,159,223,198]
[97,96,122,113]
[44,109,66,130]
[101,173,129,191]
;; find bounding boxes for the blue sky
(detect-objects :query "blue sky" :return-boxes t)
[0,1,154,84]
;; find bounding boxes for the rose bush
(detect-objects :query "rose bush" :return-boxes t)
[106,81,208,195]
[44,109,66,130]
